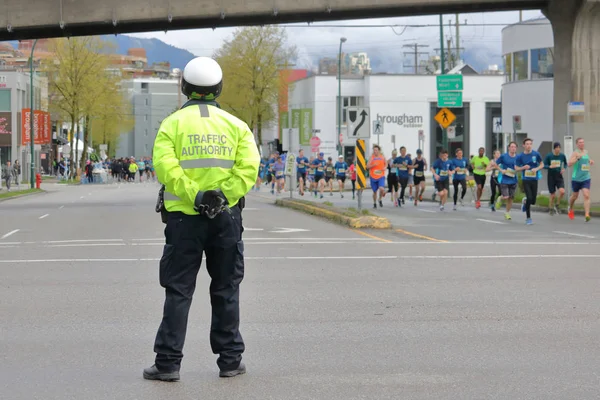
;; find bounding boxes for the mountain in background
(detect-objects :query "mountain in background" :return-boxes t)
[100,35,195,70]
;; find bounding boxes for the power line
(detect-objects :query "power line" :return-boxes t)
[402,43,429,74]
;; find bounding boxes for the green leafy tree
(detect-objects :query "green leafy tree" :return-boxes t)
[214,26,297,146]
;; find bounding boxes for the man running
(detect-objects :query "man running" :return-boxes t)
[348,161,357,200]
[325,157,335,196]
[493,142,518,220]
[367,145,386,208]
[394,146,412,207]
[412,149,427,206]
[488,150,501,212]
[334,155,348,198]
[431,149,454,211]
[516,138,544,225]
[296,149,309,196]
[471,147,489,209]
[544,142,567,215]
[568,137,594,222]
[451,148,469,210]
[387,149,399,206]
[311,152,327,198]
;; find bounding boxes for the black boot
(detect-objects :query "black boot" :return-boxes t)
[143,365,180,382]
[219,362,247,378]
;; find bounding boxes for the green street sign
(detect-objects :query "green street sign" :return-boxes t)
[437,74,463,91]
[437,91,463,108]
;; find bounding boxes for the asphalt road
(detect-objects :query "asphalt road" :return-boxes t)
[1,182,600,400]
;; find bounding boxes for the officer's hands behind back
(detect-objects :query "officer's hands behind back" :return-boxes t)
[194,190,229,219]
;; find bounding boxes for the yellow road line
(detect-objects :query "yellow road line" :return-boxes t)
[351,229,392,243]
[395,228,448,243]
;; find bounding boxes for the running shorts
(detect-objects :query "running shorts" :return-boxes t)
[474,174,487,187]
[572,179,591,193]
[413,176,425,185]
[297,172,307,182]
[408,175,414,185]
[314,175,324,183]
[547,173,564,194]
[435,179,450,192]
[370,177,386,192]
[500,183,517,199]
[387,173,398,192]
[336,175,346,183]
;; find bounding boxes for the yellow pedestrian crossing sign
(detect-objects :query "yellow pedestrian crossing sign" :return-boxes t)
[434,108,456,129]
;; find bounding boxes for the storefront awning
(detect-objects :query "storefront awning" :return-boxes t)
[53,135,69,145]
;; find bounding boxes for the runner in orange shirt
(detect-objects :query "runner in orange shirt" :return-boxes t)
[367,144,387,208]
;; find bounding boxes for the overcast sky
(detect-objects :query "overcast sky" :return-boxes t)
[129,10,545,71]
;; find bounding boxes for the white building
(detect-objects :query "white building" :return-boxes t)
[502,17,554,151]
[285,71,503,164]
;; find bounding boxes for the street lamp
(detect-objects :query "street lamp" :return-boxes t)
[337,37,346,156]
[29,39,38,189]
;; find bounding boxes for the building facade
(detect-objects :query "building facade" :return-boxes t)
[116,78,181,158]
[286,73,503,165]
[502,18,554,151]
[0,70,47,183]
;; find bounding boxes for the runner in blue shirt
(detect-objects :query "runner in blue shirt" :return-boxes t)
[492,141,519,220]
[393,146,412,207]
[431,149,455,211]
[515,138,544,225]
[451,148,469,210]
[334,154,348,198]
[272,154,285,195]
[311,152,327,198]
[296,149,309,196]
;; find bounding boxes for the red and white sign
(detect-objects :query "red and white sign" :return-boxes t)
[21,108,51,145]
[311,146,319,153]
[309,136,321,147]
[339,133,344,144]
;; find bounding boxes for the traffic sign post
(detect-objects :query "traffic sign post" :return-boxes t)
[285,153,296,199]
[436,75,463,150]
[373,120,384,135]
[437,74,463,91]
[355,139,367,210]
[346,107,371,139]
[434,108,456,129]
[437,91,463,108]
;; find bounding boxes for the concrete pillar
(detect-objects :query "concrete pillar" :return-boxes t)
[545,0,600,202]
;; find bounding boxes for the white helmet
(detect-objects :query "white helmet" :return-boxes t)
[181,57,223,99]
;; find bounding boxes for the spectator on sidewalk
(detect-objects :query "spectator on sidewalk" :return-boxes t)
[2,160,14,191]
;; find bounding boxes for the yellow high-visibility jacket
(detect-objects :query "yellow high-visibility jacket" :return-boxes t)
[153,101,260,214]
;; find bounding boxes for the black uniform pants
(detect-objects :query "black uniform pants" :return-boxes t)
[453,179,467,204]
[523,180,538,219]
[153,205,245,372]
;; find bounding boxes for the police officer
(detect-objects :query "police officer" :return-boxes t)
[144,56,260,382]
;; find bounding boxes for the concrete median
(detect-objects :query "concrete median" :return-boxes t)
[274,198,392,229]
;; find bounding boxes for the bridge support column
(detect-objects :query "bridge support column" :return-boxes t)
[545,0,600,201]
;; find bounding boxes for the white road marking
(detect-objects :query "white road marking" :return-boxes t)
[417,209,437,213]
[80,196,85,199]
[59,205,64,209]
[3,254,600,263]
[39,214,49,219]
[553,231,596,239]
[49,243,126,248]
[242,208,259,211]
[269,228,311,233]
[47,239,123,244]
[244,228,264,231]
[477,218,506,225]
[1,229,19,239]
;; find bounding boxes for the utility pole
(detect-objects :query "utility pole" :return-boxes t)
[403,44,429,74]
[455,13,460,62]
[439,15,445,75]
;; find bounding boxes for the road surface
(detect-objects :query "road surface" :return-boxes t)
[1,182,599,399]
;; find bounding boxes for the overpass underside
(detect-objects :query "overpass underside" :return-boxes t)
[0,0,545,41]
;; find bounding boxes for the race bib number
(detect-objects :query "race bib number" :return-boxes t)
[550,160,561,169]
[524,170,537,178]
[504,168,515,177]
[477,165,485,170]
[399,166,408,171]
[337,169,345,174]
[581,164,590,171]
[439,170,448,177]
[415,171,424,177]
[455,168,463,174]
[317,167,323,172]
[374,170,383,175]
[391,168,398,174]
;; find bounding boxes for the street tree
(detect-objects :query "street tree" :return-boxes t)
[214,26,296,147]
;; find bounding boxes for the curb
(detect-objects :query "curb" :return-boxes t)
[0,189,46,203]
[275,198,392,229]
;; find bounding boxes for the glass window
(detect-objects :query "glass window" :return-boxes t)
[338,96,363,124]
[504,54,512,82]
[531,48,554,79]
[513,51,528,81]
[0,90,10,111]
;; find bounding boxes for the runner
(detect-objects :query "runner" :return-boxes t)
[387,149,399,205]
[348,161,357,200]
[307,156,316,194]
[431,149,454,211]
[311,152,327,198]
[451,148,469,211]
[255,158,266,191]
[515,138,544,225]
[412,149,427,206]
[406,153,414,202]
[493,142,518,220]
[488,150,501,212]
[394,146,412,207]
[544,142,567,215]
[471,147,490,209]
[273,154,285,195]
[367,145,386,208]
[334,155,348,198]
[296,149,309,196]
[325,157,335,196]
[568,137,595,222]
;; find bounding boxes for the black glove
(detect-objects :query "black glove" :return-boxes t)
[194,190,228,219]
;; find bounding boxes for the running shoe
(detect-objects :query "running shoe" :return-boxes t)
[504,213,511,220]
[586,215,591,222]
[453,204,457,211]
[568,209,575,220]
[554,206,559,215]
[526,218,533,225]
[379,200,383,208]
[440,205,445,211]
